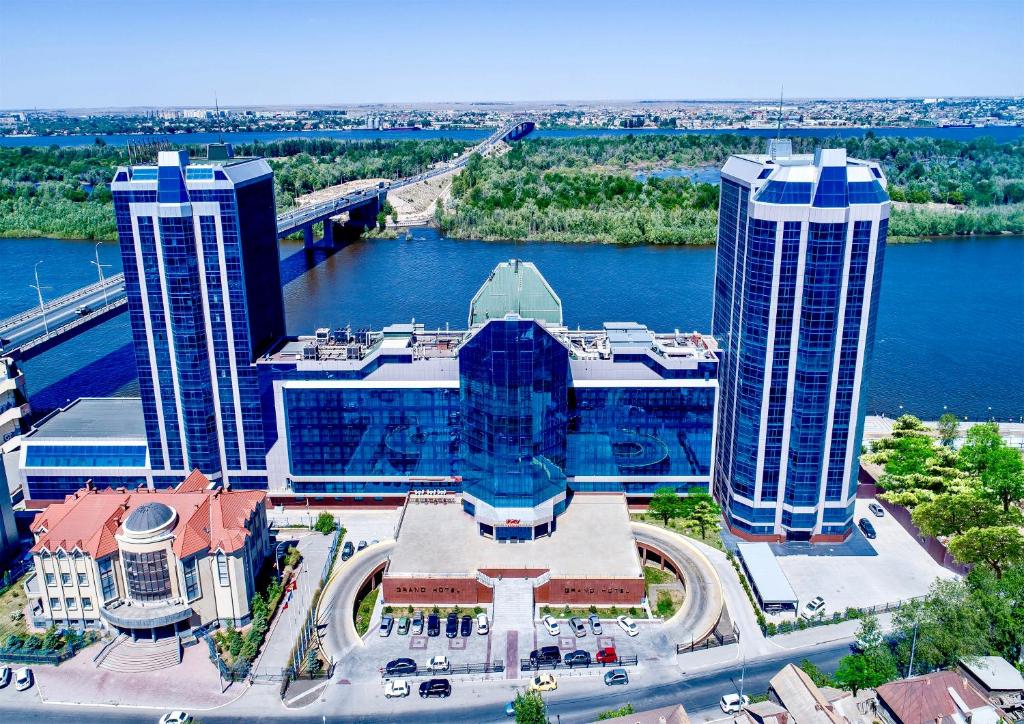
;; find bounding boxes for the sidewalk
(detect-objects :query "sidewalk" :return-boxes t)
[252,530,335,677]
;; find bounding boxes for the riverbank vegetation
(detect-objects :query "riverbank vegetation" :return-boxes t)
[3,133,1023,243]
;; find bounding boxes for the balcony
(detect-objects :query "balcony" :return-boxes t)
[99,598,193,629]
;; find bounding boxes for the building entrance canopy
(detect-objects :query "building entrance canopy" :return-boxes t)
[99,599,192,629]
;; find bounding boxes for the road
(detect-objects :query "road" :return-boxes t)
[0,639,851,723]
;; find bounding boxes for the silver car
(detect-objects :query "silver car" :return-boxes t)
[568,616,587,637]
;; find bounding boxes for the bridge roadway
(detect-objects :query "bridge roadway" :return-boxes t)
[0,120,535,359]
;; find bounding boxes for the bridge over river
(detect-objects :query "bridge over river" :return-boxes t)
[0,120,534,361]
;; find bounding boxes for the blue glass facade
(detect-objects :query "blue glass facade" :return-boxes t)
[714,149,889,540]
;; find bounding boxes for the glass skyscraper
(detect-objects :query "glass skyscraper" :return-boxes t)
[111,148,285,488]
[712,143,889,542]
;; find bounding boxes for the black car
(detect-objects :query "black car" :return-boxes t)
[384,658,417,676]
[529,645,562,666]
[859,517,877,539]
[563,650,591,667]
[427,613,441,637]
[341,541,355,561]
[445,612,458,638]
[460,614,473,637]
[419,678,451,698]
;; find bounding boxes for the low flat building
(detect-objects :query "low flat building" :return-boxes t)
[875,670,999,724]
[736,542,799,612]
[957,656,1024,716]
[384,493,644,606]
[27,470,269,640]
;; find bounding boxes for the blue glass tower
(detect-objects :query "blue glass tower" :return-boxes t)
[712,144,889,541]
[111,148,285,487]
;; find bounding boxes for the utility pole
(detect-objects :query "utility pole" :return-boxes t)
[92,241,111,306]
[907,618,919,679]
[31,261,51,335]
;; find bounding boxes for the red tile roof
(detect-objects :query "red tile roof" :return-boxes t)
[31,471,266,559]
[876,670,990,723]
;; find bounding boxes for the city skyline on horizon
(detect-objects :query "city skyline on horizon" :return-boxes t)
[1,0,1021,109]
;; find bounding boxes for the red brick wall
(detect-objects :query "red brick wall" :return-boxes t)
[382,576,493,605]
[535,578,645,605]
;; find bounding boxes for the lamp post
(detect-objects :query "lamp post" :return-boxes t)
[91,241,111,306]
[30,261,50,335]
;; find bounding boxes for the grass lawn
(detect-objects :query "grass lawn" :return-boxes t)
[644,565,674,585]
[383,605,486,620]
[0,575,30,641]
[654,589,683,619]
[354,587,379,636]
[631,513,726,551]
[539,604,646,620]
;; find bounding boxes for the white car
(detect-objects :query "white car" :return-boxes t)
[383,679,410,698]
[616,615,639,637]
[720,693,751,713]
[476,612,489,635]
[14,667,33,691]
[542,614,560,636]
[428,655,450,672]
[800,596,826,620]
[0,666,10,688]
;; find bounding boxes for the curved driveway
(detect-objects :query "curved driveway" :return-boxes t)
[316,540,395,661]
[631,522,724,648]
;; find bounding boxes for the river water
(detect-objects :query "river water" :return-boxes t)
[2,230,1022,421]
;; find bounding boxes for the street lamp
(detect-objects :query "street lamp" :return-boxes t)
[91,241,111,306]
[30,261,51,335]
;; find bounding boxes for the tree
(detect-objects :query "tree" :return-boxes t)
[949,526,1024,578]
[937,413,960,447]
[799,659,833,688]
[313,511,337,534]
[959,422,1003,475]
[648,487,685,526]
[682,497,722,539]
[598,703,635,720]
[513,690,547,724]
[979,446,1024,513]
[834,648,899,695]
[911,491,1003,538]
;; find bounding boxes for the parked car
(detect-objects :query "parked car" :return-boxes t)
[568,616,587,637]
[868,502,885,517]
[445,612,458,638]
[341,541,355,560]
[476,612,489,635]
[542,614,560,636]
[604,668,629,686]
[595,646,618,664]
[859,517,877,539]
[418,678,451,698]
[397,616,410,635]
[0,666,9,688]
[529,673,558,692]
[356,540,368,552]
[720,693,751,713]
[379,615,394,637]
[412,610,424,635]
[460,614,473,637]
[427,613,440,636]
[75,305,91,315]
[428,655,450,672]
[588,614,602,635]
[14,668,32,691]
[159,713,192,724]
[616,615,639,637]
[529,646,562,666]
[505,700,516,717]
[383,679,410,698]
[384,658,417,676]
[563,650,591,667]
[800,596,826,620]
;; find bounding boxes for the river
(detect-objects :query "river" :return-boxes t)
[2,230,1022,421]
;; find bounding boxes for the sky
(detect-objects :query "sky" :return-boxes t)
[1,0,1021,109]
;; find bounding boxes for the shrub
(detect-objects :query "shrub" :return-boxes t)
[313,512,336,534]
[473,606,483,615]
[407,605,415,614]
[844,607,861,620]
[562,605,572,617]
[588,605,598,614]
[764,622,778,636]
[384,606,393,614]
[628,606,639,617]
[610,605,620,616]
[542,605,552,615]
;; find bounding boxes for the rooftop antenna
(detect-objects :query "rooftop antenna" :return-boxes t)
[214,92,223,143]
[776,85,784,138]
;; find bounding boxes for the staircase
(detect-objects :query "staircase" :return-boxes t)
[97,636,181,673]
[491,577,536,630]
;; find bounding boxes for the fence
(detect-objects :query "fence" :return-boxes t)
[763,595,927,636]
[204,634,250,689]
[286,527,341,674]
[0,641,82,666]
[382,660,505,678]
[519,655,638,672]
[676,627,739,654]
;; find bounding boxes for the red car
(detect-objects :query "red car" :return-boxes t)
[596,647,617,664]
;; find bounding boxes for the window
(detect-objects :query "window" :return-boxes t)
[183,557,201,601]
[66,597,77,610]
[49,597,61,610]
[82,597,93,611]
[45,573,55,586]
[122,550,172,602]
[61,573,71,585]
[77,573,87,586]
[97,557,118,602]
[216,555,229,586]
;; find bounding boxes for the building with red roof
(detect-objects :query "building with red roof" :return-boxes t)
[28,470,269,641]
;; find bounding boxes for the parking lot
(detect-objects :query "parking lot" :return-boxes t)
[769,498,958,619]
